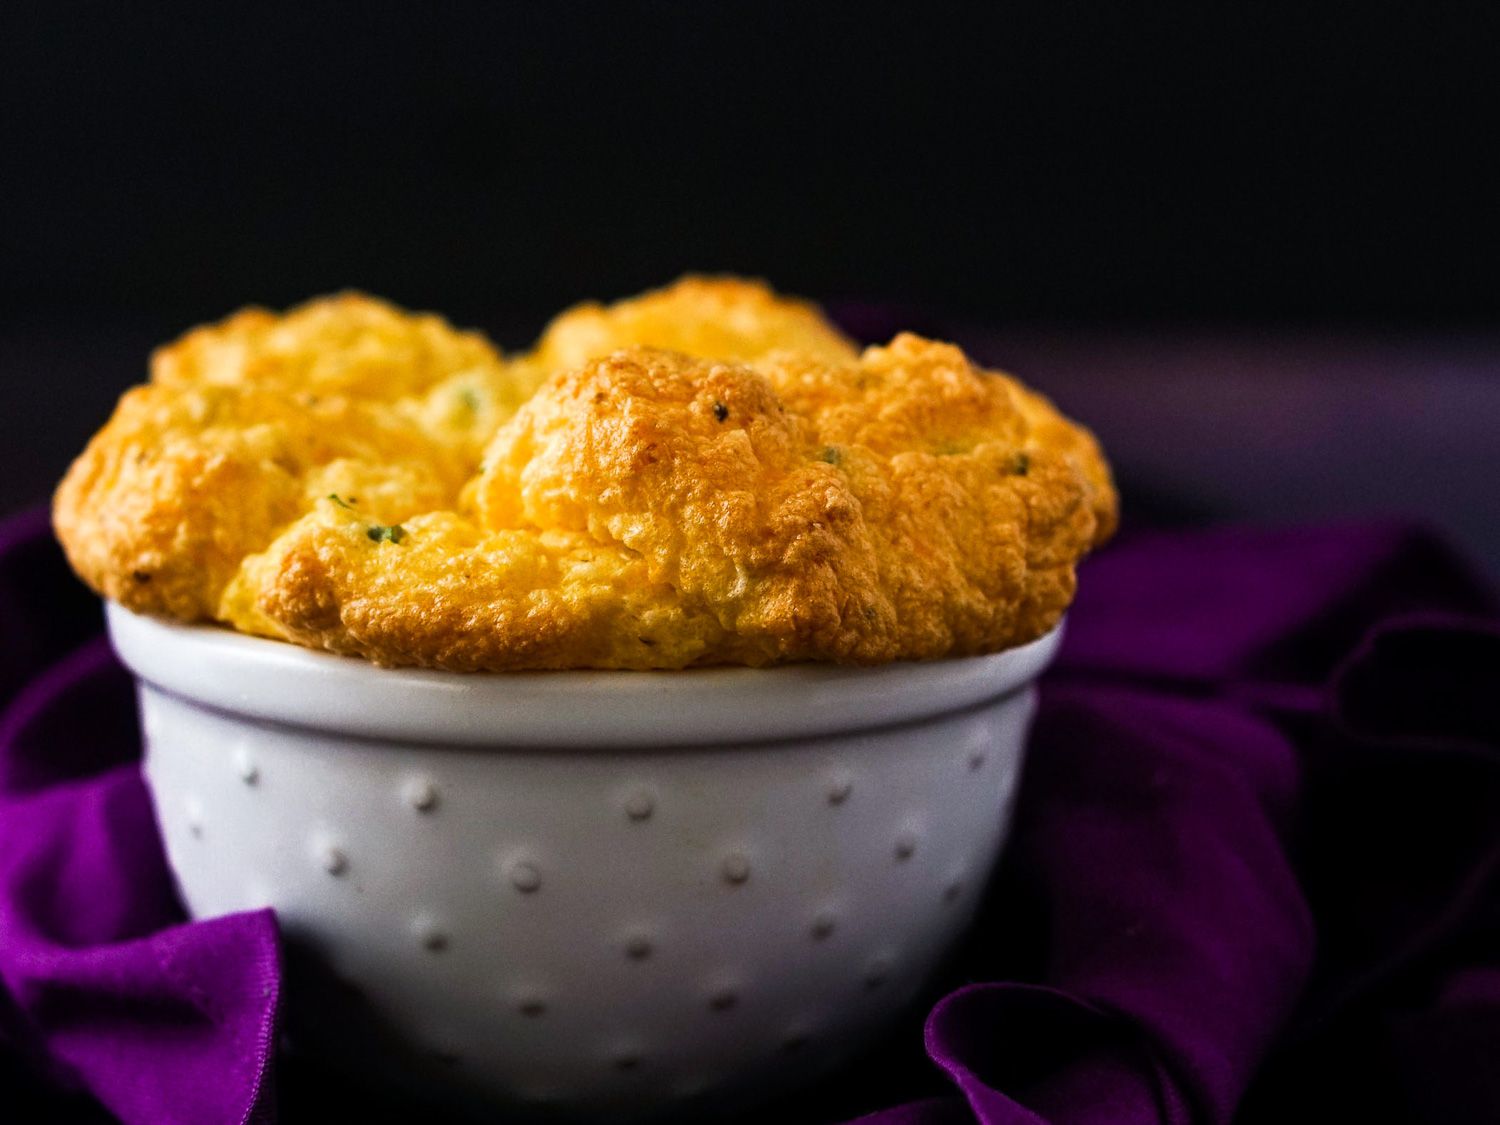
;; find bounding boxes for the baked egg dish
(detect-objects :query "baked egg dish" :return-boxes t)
[54,277,1116,670]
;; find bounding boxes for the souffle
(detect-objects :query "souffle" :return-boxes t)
[54,277,1116,670]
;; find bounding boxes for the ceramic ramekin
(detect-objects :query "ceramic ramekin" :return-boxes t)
[106,603,1061,1121]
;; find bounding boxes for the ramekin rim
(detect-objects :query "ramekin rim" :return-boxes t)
[105,602,1063,749]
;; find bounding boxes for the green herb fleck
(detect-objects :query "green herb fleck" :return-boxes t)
[367,524,408,544]
[818,446,842,465]
[1013,452,1031,476]
[458,387,481,412]
[327,493,357,510]
[712,400,729,422]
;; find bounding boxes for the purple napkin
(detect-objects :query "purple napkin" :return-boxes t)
[3,506,1499,1125]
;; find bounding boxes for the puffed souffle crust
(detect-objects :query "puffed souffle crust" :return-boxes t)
[53,277,1117,671]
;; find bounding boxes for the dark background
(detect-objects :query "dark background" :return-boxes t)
[4,3,1499,569]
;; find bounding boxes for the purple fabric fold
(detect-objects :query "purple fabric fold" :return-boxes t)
[3,505,1498,1124]
[0,511,279,1125]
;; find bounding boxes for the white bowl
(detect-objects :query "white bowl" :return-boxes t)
[107,604,1061,1120]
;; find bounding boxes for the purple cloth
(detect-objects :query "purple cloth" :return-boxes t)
[2,506,1499,1124]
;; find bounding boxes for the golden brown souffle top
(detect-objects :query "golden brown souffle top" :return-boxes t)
[53,277,1117,671]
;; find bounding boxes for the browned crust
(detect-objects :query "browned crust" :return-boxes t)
[53,278,1117,670]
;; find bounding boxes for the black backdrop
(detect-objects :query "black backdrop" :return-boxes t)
[3,3,1499,528]
[6,3,1500,329]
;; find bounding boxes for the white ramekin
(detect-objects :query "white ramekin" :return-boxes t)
[106,603,1060,1120]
